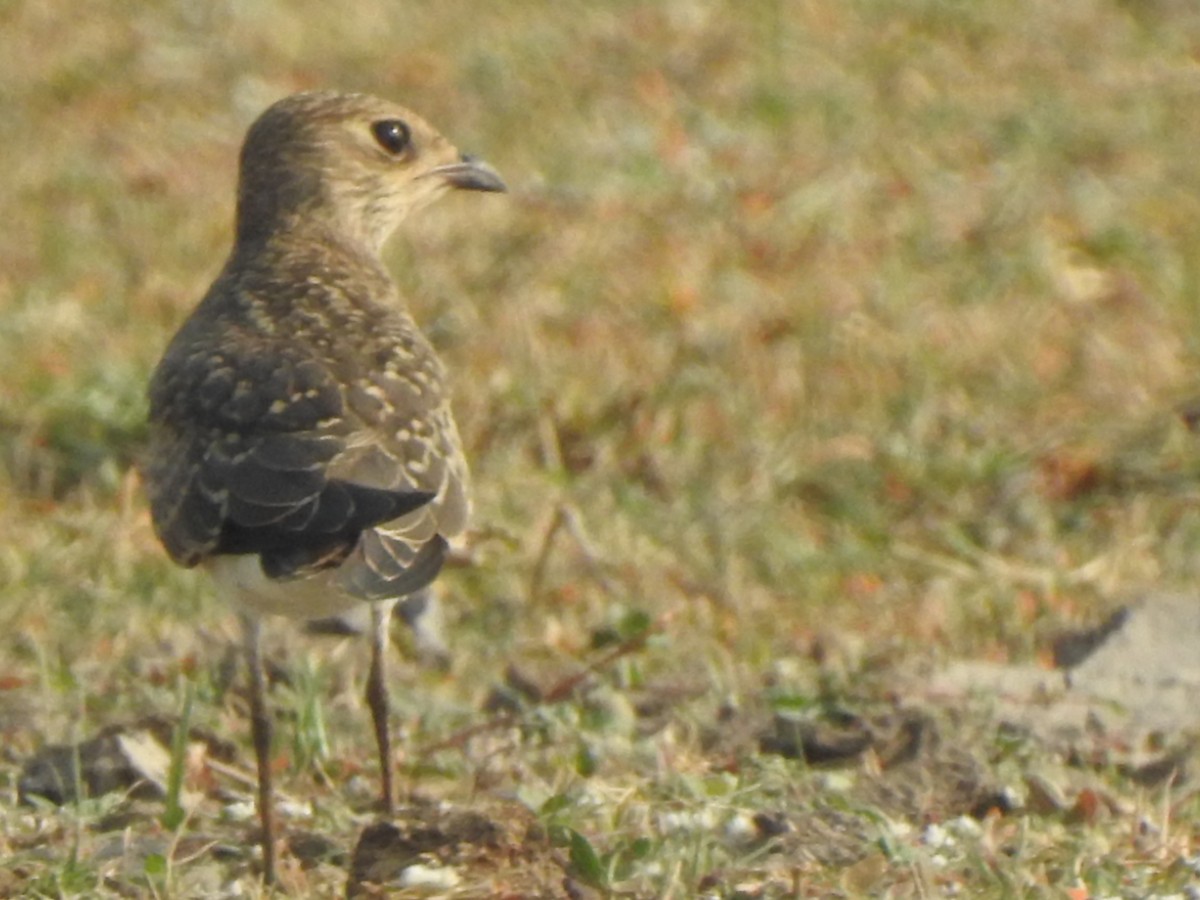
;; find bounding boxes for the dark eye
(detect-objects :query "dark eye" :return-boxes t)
[371,119,411,155]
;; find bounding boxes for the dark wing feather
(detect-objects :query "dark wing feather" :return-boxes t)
[144,321,436,576]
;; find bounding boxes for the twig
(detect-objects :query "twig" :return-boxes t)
[529,501,620,601]
[414,713,520,756]
[417,606,679,755]
[542,606,675,703]
[529,504,567,603]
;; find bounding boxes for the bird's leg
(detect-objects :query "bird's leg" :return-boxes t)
[366,601,395,817]
[242,613,277,885]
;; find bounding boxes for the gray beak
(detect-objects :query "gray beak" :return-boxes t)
[428,155,507,193]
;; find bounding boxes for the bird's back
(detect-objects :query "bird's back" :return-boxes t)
[145,232,469,616]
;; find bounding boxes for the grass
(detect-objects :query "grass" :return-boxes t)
[5,0,1200,895]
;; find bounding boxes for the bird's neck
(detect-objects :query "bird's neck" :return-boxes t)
[234,173,397,261]
[232,212,387,273]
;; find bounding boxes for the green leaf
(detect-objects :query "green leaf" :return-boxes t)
[610,836,655,881]
[575,743,598,777]
[626,837,652,861]
[540,792,573,817]
[567,829,606,889]
[617,608,652,638]
[161,682,193,832]
[144,853,167,878]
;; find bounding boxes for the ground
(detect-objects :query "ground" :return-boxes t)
[5,0,1200,896]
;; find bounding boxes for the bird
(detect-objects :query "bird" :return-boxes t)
[142,90,505,884]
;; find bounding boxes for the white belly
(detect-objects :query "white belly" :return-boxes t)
[205,555,393,620]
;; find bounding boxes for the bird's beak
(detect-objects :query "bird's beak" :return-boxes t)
[426,155,507,193]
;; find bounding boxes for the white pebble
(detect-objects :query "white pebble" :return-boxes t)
[223,800,256,823]
[398,864,461,889]
[723,812,758,844]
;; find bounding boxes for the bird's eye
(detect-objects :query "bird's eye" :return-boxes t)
[371,119,411,155]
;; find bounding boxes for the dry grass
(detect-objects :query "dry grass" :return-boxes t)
[6,0,1200,896]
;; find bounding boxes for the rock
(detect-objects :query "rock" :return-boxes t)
[928,592,1200,765]
[19,726,171,806]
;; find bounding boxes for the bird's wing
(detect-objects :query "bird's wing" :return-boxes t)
[321,337,470,600]
[144,332,444,590]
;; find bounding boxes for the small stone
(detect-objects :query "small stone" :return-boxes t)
[398,863,461,889]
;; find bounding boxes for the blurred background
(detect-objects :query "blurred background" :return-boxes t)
[6,0,1200,893]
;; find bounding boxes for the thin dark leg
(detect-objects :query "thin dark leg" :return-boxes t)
[365,601,394,816]
[242,614,277,885]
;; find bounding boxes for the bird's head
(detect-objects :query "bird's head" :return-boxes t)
[235,90,505,253]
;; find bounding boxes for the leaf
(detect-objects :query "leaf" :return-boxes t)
[575,743,598,777]
[161,682,193,832]
[144,853,167,878]
[567,829,606,889]
[626,837,652,861]
[617,608,652,638]
[540,793,573,817]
